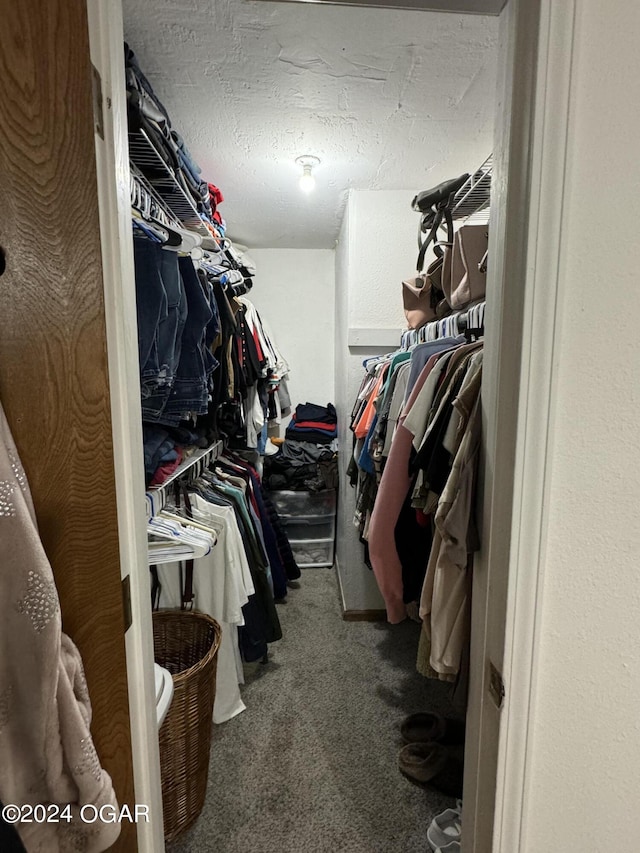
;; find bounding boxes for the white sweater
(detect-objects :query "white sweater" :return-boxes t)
[0,401,120,852]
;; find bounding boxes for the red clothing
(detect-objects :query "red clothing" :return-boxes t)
[150,448,183,487]
[354,369,386,440]
[208,183,225,226]
[252,327,265,362]
[208,182,224,207]
[292,419,337,431]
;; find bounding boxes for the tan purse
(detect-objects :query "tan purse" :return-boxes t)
[443,224,488,310]
[402,273,437,330]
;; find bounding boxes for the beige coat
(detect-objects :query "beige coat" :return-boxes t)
[419,373,482,678]
[0,402,120,852]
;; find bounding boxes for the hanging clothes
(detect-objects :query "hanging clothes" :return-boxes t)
[350,328,484,684]
[155,497,253,724]
[150,449,297,721]
[367,343,460,624]
[418,389,482,681]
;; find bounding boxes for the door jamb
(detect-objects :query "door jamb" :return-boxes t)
[86,2,165,850]
[491,2,577,850]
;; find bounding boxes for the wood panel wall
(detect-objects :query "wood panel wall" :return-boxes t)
[0,2,136,849]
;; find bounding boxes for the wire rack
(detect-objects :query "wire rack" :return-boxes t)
[400,301,486,350]
[452,155,492,222]
[130,163,183,231]
[129,128,211,237]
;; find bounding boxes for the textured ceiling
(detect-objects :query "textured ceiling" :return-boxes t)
[122,0,498,249]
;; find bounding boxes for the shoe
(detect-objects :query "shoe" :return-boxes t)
[434,843,460,853]
[427,800,462,850]
[401,712,466,746]
[398,742,464,798]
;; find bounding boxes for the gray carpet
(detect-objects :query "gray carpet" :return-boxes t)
[168,568,459,853]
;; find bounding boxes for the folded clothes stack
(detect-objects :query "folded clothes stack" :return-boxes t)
[143,424,210,487]
[263,450,337,493]
[285,402,337,445]
[264,403,338,492]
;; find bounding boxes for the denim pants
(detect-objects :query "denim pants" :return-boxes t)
[161,257,214,423]
[133,236,167,400]
[142,247,188,422]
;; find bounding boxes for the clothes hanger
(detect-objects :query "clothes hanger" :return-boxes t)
[133,217,168,244]
[131,176,204,257]
[160,225,203,255]
[147,516,214,565]
[160,508,221,537]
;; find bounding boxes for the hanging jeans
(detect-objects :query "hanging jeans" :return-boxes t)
[133,236,167,404]
[141,247,188,423]
[161,256,214,424]
[134,236,191,423]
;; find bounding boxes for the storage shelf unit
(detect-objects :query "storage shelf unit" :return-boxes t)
[271,490,337,568]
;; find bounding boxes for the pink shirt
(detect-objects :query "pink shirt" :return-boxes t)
[368,354,442,622]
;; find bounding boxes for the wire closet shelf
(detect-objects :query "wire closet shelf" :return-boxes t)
[130,162,185,232]
[451,155,492,223]
[129,127,214,239]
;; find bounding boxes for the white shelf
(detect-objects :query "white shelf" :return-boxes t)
[348,328,404,348]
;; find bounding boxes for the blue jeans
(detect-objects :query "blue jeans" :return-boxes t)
[161,257,214,423]
[142,247,188,422]
[133,236,167,402]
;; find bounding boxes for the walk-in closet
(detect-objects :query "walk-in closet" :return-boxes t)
[2,2,640,853]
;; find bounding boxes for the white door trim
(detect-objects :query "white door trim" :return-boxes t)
[493,1,577,850]
[86,2,165,850]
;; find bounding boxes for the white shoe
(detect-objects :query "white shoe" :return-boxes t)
[427,800,462,851]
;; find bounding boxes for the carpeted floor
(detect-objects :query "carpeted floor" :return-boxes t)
[168,568,459,853]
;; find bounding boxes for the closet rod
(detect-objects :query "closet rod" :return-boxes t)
[401,300,486,350]
[145,440,223,520]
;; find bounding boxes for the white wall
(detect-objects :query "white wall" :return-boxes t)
[515,3,640,850]
[248,249,335,416]
[334,189,423,612]
[334,199,382,611]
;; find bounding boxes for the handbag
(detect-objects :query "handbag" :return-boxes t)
[412,173,469,273]
[442,224,488,310]
[404,173,472,329]
[402,273,437,330]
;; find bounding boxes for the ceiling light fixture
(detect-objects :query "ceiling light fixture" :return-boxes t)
[296,155,320,193]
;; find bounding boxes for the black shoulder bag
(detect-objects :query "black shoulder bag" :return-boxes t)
[412,173,469,272]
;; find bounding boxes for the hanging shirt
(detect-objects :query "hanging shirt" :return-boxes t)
[419,390,482,679]
[353,367,387,440]
[368,339,460,623]
[155,496,255,724]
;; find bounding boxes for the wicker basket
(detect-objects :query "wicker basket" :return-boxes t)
[152,609,221,842]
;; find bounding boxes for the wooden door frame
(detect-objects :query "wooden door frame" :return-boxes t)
[86,2,165,850]
[463,1,577,850]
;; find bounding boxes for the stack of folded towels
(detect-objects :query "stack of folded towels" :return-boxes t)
[285,402,337,445]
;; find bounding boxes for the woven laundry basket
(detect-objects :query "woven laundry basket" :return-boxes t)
[152,609,221,842]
